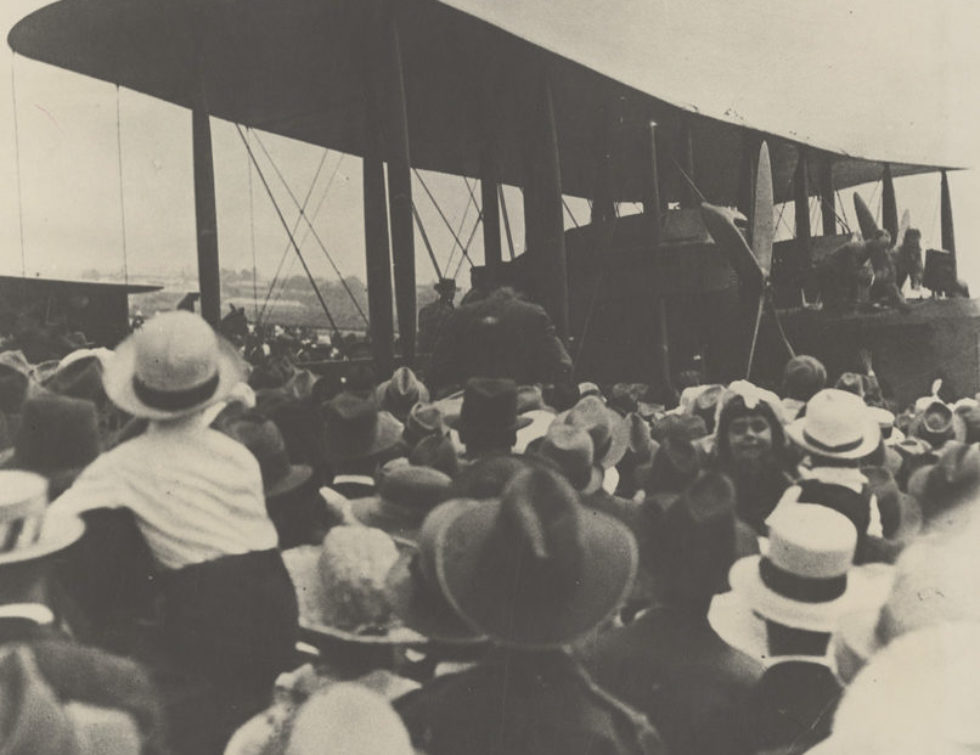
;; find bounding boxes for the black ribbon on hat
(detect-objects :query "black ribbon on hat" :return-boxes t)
[759,557,847,604]
[802,429,864,455]
[132,372,220,412]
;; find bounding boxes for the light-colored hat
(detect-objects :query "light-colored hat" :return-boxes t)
[286,682,414,755]
[785,388,881,460]
[0,470,84,565]
[728,504,889,632]
[558,395,629,469]
[103,311,245,420]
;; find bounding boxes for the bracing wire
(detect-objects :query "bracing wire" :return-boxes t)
[235,124,341,334]
[115,86,129,284]
[498,184,516,260]
[258,152,347,325]
[10,56,26,277]
[562,197,580,229]
[247,142,258,320]
[414,168,475,268]
[411,202,442,279]
[251,131,367,324]
[443,180,477,274]
[451,214,483,279]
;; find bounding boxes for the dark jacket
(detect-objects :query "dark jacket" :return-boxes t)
[394,648,665,755]
[579,605,763,755]
[428,289,572,394]
[736,660,841,755]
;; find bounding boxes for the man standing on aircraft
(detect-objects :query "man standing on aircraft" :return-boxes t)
[418,278,457,358]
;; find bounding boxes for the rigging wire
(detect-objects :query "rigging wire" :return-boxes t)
[562,197,580,229]
[250,132,367,325]
[411,202,442,279]
[443,178,478,274]
[669,157,708,205]
[235,124,341,334]
[498,184,516,260]
[414,169,476,269]
[247,140,258,320]
[259,152,349,325]
[114,86,129,285]
[450,214,483,279]
[10,56,26,277]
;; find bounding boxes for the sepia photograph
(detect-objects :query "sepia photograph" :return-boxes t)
[0,0,975,752]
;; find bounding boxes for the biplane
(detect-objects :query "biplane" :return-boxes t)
[8,0,975,404]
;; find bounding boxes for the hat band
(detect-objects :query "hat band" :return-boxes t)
[759,557,847,604]
[132,372,220,412]
[802,428,863,455]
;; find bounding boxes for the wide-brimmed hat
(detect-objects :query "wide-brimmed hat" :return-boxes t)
[408,433,460,478]
[533,423,603,494]
[516,385,548,414]
[649,413,708,444]
[641,432,703,496]
[728,504,890,632]
[447,378,532,437]
[513,409,556,454]
[4,395,101,495]
[385,498,486,643]
[786,389,881,460]
[907,441,980,526]
[321,392,403,463]
[0,470,84,565]
[216,410,312,499]
[449,454,533,500]
[436,466,637,648]
[103,311,245,420]
[908,399,967,448]
[401,403,447,448]
[375,367,430,423]
[558,395,629,469]
[351,464,453,540]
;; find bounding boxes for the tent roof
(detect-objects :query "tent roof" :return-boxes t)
[8,0,964,205]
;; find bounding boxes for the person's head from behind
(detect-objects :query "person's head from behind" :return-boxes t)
[434,277,457,304]
[456,377,522,457]
[782,355,827,402]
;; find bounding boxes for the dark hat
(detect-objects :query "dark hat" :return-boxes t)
[449,378,532,437]
[322,392,403,463]
[217,410,313,499]
[783,355,827,401]
[641,433,703,496]
[375,367,430,423]
[408,433,460,478]
[385,498,487,644]
[449,454,532,500]
[9,395,101,493]
[534,423,603,494]
[41,354,107,408]
[909,400,967,449]
[436,467,637,648]
[351,464,453,540]
[402,403,447,449]
[558,395,629,469]
[649,413,708,444]
[434,278,457,294]
[607,383,648,417]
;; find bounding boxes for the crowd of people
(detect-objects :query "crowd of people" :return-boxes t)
[0,292,976,754]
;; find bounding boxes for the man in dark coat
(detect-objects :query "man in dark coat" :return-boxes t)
[428,287,572,396]
[417,278,456,358]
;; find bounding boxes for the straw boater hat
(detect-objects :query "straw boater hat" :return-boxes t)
[785,388,881,460]
[558,395,629,470]
[385,498,487,643]
[102,311,245,421]
[727,505,888,632]
[435,466,637,648]
[0,470,84,565]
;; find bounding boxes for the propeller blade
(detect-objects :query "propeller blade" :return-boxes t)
[852,192,880,240]
[746,294,765,379]
[752,141,774,279]
[701,202,764,291]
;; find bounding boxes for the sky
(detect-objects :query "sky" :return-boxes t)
[0,0,978,298]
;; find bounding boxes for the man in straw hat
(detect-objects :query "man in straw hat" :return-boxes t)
[708,505,893,754]
[52,311,297,752]
[394,466,665,754]
[770,388,885,559]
